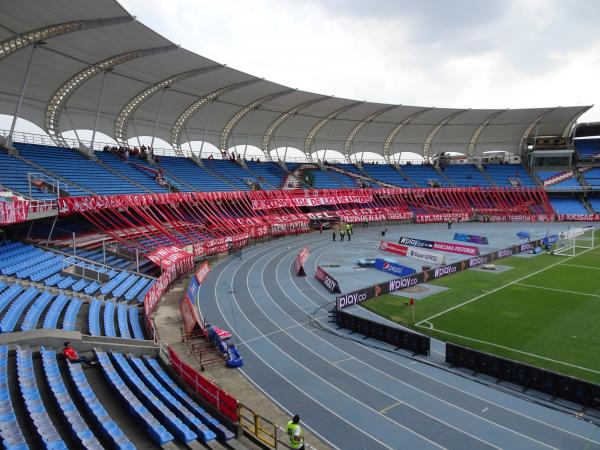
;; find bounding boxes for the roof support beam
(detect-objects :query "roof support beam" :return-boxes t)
[0,16,133,61]
[519,108,557,151]
[561,105,593,138]
[114,65,223,145]
[219,89,294,155]
[423,110,468,158]
[382,108,432,162]
[304,102,363,161]
[170,79,261,149]
[467,109,506,157]
[343,105,397,160]
[261,96,329,155]
[45,45,177,146]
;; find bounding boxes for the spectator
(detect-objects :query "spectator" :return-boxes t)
[63,342,97,367]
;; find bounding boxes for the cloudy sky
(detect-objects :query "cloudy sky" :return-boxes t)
[119,0,600,123]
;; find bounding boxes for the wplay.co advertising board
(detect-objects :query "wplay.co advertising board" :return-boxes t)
[398,235,480,256]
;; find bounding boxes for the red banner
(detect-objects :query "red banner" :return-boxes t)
[415,213,471,223]
[180,293,203,335]
[0,201,30,225]
[294,246,310,276]
[168,346,238,421]
[195,261,210,285]
[379,241,409,256]
[147,245,194,270]
[251,193,373,210]
[557,214,600,221]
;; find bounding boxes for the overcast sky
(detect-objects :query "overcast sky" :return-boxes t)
[118,0,600,123]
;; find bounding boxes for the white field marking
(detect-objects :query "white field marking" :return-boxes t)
[239,314,331,346]
[482,407,489,413]
[417,246,597,326]
[211,248,382,450]
[332,357,354,365]
[216,244,427,450]
[286,242,600,446]
[269,244,561,449]
[416,326,600,376]
[562,264,600,271]
[380,401,404,414]
[514,283,600,299]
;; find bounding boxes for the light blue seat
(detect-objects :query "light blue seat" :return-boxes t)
[117,303,131,339]
[0,345,29,449]
[88,299,102,336]
[66,360,135,450]
[62,298,83,331]
[110,352,197,444]
[40,348,103,449]
[43,295,70,329]
[0,288,38,333]
[96,350,174,446]
[20,292,53,331]
[129,306,145,340]
[103,301,116,337]
[16,346,68,449]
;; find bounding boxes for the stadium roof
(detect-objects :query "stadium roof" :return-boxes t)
[0,0,593,160]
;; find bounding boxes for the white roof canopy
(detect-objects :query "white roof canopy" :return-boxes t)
[0,0,592,161]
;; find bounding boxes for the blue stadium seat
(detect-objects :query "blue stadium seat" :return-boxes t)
[0,345,28,450]
[103,301,117,337]
[111,274,139,298]
[0,285,24,316]
[129,306,145,340]
[21,292,53,331]
[66,360,135,450]
[128,354,216,443]
[62,298,83,331]
[40,348,103,449]
[88,299,102,336]
[43,295,70,329]
[124,277,150,301]
[144,356,235,441]
[550,198,589,214]
[96,350,174,446]
[0,288,38,333]
[100,271,128,295]
[16,346,68,449]
[109,352,197,444]
[117,303,130,339]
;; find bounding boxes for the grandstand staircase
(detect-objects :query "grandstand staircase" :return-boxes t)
[243,164,278,190]
[476,165,497,187]
[158,163,198,192]
[200,163,240,191]
[9,150,95,198]
[582,197,595,213]
[94,159,154,194]
[433,166,454,186]
[577,167,593,189]
[393,165,418,187]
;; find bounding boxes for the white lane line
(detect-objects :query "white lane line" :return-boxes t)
[332,357,354,365]
[482,407,489,413]
[417,246,596,326]
[380,401,404,414]
[514,283,600,298]
[268,244,555,449]
[562,263,600,271]
[213,244,406,450]
[287,242,599,446]
[416,326,600,376]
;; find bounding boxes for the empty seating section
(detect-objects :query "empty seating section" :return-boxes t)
[117,302,131,339]
[40,348,103,449]
[14,143,142,195]
[0,345,28,450]
[66,359,135,450]
[575,138,600,158]
[589,197,600,213]
[308,170,347,188]
[43,294,69,329]
[0,287,38,333]
[0,149,61,200]
[442,164,491,187]
[96,350,174,446]
[104,300,117,337]
[129,306,145,340]
[326,169,359,187]
[203,158,251,190]
[483,164,537,187]
[583,168,600,188]
[537,171,583,190]
[62,298,83,331]
[21,292,53,331]
[144,356,235,441]
[335,163,365,177]
[400,164,447,187]
[246,160,287,188]
[158,156,234,191]
[550,198,589,214]
[127,354,216,443]
[16,346,68,449]
[95,151,169,193]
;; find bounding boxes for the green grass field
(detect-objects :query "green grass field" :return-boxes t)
[362,230,600,384]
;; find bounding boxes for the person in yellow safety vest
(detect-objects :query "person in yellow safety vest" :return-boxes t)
[286,414,305,449]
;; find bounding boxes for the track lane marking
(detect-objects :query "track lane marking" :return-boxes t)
[514,283,600,298]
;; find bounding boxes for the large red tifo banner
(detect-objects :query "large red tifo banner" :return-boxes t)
[251,193,373,210]
[0,201,30,225]
[147,245,194,270]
